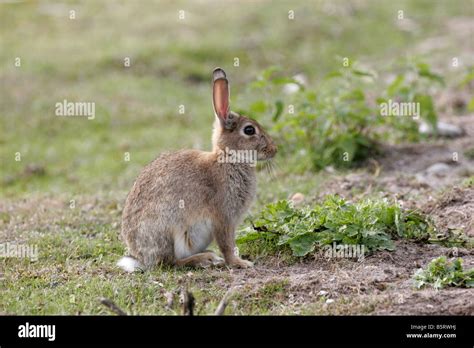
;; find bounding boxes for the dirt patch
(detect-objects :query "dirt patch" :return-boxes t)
[423,186,474,237]
[207,241,474,315]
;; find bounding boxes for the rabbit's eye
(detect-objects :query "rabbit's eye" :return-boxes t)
[243,125,256,135]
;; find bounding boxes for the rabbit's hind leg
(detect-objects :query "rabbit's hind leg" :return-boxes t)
[134,219,175,268]
[175,252,224,268]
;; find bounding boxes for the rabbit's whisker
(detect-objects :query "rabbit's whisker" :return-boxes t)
[264,160,276,179]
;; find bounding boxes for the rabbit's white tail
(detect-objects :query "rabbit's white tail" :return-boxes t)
[117,256,142,273]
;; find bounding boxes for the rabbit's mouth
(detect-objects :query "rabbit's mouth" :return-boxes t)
[258,153,274,161]
[257,145,277,161]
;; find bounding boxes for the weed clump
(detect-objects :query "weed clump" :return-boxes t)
[413,256,474,289]
[237,195,435,258]
[242,59,443,171]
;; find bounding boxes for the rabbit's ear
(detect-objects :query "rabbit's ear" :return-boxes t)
[212,68,232,129]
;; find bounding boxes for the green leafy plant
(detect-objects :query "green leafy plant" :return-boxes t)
[460,65,474,112]
[237,195,435,258]
[242,59,443,171]
[377,59,444,141]
[245,64,379,170]
[413,256,474,290]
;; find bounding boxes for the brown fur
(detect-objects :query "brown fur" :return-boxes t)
[120,68,277,269]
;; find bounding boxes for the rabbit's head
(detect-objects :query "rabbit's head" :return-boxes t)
[211,68,277,161]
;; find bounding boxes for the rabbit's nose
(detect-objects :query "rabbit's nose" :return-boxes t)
[265,143,277,158]
[272,144,278,156]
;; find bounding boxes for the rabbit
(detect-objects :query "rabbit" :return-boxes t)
[117,68,277,272]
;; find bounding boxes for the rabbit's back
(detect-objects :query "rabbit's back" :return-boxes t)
[122,149,217,228]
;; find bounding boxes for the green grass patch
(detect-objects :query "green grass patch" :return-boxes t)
[231,280,290,314]
[461,176,474,188]
[1,1,471,195]
[464,147,474,160]
[413,256,474,290]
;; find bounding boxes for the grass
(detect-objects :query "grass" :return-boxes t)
[0,193,295,315]
[1,259,226,315]
[1,1,473,315]
[1,0,472,196]
[464,147,474,160]
[0,206,226,315]
[231,280,290,314]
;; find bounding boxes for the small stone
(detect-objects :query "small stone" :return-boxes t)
[282,74,308,95]
[325,299,335,304]
[419,121,464,138]
[289,192,305,205]
[318,290,328,296]
[165,291,174,308]
[425,163,451,176]
[293,73,308,86]
[283,83,300,95]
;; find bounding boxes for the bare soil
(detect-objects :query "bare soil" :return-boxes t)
[207,240,474,314]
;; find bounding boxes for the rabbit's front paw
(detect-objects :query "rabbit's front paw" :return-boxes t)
[227,257,254,269]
